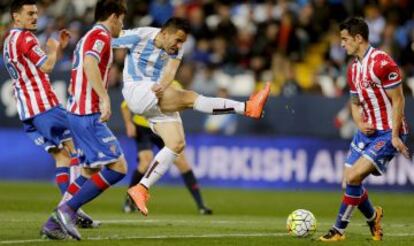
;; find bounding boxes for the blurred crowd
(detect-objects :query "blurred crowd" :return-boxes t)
[1,0,414,99]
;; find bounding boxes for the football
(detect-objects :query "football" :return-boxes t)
[286,209,317,237]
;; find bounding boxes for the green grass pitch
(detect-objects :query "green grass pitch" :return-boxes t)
[0,182,413,245]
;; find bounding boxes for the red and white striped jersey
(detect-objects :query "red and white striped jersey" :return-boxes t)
[67,24,113,115]
[348,46,408,133]
[3,28,59,120]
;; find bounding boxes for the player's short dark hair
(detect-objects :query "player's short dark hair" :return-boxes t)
[161,17,191,34]
[339,17,369,41]
[10,0,36,17]
[94,0,127,22]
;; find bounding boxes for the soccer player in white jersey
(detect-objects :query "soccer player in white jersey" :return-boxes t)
[320,17,409,242]
[41,0,127,240]
[3,0,97,239]
[112,17,271,216]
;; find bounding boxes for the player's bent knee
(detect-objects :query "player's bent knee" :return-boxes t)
[50,149,71,167]
[165,140,185,154]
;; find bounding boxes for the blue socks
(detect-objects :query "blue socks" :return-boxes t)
[67,167,125,210]
[55,167,70,194]
[334,184,363,233]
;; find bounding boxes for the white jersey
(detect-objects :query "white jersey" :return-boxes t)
[112,27,184,84]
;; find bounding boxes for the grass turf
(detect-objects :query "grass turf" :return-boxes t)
[0,181,413,245]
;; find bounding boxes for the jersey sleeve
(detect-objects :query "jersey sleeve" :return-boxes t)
[21,32,47,67]
[84,31,110,62]
[347,63,357,95]
[112,29,140,49]
[373,54,402,89]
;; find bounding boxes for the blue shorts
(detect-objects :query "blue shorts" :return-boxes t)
[22,106,72,152]
[345,130,408,175]
[67,113,123,168]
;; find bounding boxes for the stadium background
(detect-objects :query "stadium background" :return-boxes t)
[0,1,414,244]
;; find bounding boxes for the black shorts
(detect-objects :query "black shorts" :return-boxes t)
[134,124,164,151]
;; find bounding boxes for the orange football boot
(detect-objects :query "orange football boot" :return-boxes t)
[127,184,150,216]
[245,82,271,119]
[369,207,383,241]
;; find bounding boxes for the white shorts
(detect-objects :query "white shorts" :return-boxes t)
[122,81,182,126]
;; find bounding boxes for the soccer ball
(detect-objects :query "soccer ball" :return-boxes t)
[286,209,317,237]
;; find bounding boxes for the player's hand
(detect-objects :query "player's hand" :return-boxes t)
[100,95,112,122]
[392,136,410,159]
[125,121,136,138]
[58,29,71,49]
[151,84,165,99]
[46,37,59,52]
[358,122,375,136]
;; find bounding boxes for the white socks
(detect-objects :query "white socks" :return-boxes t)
[140,147,178,188]
[193,95,245,115]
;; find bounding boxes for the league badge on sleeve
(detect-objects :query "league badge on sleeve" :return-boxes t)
[92,40,105,54]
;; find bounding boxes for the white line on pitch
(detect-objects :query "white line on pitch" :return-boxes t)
[0,232,285,245]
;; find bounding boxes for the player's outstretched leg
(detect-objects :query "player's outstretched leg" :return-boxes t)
[192,82,271,119]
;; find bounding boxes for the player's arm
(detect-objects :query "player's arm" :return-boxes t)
[39,30,71,73]
[112,30,140,49]
[84,55,111,122]
[350,93,375,135]
[385,85,409,158]
[120,101,136,137]
[152,59,181,98]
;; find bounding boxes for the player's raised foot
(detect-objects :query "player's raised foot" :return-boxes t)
[55,204,81,240]
[128,184,150,216]
[40,215,68,240]
[123,194,138,213]
[368,206,383,241]
[319,228,345,242]
[199,206,213,215]
[244,82,271,119]
[76,208,101,228]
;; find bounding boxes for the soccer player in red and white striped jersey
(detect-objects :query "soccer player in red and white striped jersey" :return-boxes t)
[44,0,128,241]
[320,17,410,242]
[67,24,113,116]
[3,0,76,198]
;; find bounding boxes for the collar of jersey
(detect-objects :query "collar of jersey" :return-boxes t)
[357,46,373,64]
[95,24,111,34]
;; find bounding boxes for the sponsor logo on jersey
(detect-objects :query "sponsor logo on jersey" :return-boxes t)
[102,135,116,143]
[388,72,398,81]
